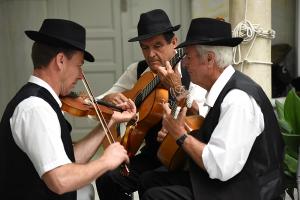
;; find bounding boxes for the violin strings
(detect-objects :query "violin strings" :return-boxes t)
[81,72,115,144]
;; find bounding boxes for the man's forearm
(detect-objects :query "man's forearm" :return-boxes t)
[73,124,106,163]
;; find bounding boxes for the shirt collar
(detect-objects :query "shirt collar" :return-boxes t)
[175,61,182,77]
[28,75,62,107]
[205,65,235,107]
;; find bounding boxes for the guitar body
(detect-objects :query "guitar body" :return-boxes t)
[121,71,169,156]
[123,71,168,121]
[157,115,204,171]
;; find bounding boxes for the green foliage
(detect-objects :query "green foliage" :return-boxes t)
[275,89,300,199]
[284,153,297,175]
[276,100,293,134]
[284,89,300,134]
[275,100,285,120]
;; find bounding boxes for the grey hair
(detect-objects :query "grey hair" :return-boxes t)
[195,45,233,69]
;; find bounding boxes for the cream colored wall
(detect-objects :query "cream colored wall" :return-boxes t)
[0,0,191,116]
[272,0,296,76]
[272,0,295,46]
[0,0,46,115]
[191,0,229,20]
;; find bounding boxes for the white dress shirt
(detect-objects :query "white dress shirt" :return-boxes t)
[201,65,264,181]
[10,76,71,177]
[97,61,207,112]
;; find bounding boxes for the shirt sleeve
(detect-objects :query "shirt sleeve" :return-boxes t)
[188,82,207,113]
[202,89,264,181]
[97,62,139,99]
[10,97,72,177]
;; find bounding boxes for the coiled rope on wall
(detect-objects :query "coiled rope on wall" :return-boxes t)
[232,0,276,71]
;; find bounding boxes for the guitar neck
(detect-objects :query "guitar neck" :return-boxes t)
[134,49,185,107]
[170,49,184,69]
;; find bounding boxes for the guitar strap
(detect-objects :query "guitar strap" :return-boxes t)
[137,60,148,79]
[180,66,190,89]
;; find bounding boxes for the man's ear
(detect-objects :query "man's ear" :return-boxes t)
[207,51,215,64]
[172,36,178,46]
[56,53,64,70]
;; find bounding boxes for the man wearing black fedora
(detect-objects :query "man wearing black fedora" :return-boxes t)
[95,9,206,200]
[139,18,284,200]
[0,18,137,200]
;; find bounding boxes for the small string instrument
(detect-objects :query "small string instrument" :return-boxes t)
[157,94,204,171]
[63,74,130,176]
[60,91,123,118]
[60,92,125,149]
[121,48,186,157]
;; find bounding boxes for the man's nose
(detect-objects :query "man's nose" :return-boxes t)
[148,48,156,57]
[78,70,84,80]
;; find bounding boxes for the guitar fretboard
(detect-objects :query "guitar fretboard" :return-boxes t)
[135,48,185,107]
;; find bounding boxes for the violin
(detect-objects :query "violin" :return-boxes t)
[60,91,123,119]
[62,73,130,175]
[60,92,124,149]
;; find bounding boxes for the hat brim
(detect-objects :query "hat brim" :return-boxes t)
[176,37,243,48]
[128,24,181,42]
[25,31,95,62]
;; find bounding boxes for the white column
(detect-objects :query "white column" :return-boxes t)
[229,0,272,98]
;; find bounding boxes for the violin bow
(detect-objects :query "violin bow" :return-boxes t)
[81,72,130,175]
[81,72,115,144]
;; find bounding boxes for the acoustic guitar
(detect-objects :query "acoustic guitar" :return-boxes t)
[120,49,186,157]
[157,97,204,171]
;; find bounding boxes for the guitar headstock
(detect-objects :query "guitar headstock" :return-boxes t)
[170,48,186,68]
[177,48,186,58]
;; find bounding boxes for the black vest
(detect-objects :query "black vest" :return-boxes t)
[137,60,190,157]
[0,83,76,200]
[189,71,284,200]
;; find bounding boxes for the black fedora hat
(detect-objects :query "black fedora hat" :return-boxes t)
[176,18,243,48]
[25,19,95,62]
[128,9,180,42]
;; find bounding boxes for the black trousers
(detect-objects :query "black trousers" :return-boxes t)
[138,168,194,200]
[95,152,161,200]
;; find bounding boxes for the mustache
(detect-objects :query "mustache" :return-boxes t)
[147,58,165,67]
[148,59,161,62]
